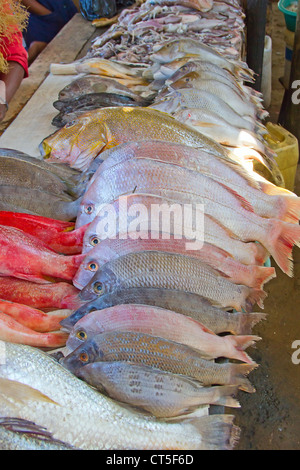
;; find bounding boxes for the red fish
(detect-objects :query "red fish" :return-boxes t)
[0,276,82,310]
[0,212,88,255]
[0,311,69,348]
[0,225,85,283]
[0,299,71,332]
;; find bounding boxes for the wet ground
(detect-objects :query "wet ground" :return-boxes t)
[233,2,300,450]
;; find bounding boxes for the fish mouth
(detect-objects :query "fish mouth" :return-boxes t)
[39,140,52,159]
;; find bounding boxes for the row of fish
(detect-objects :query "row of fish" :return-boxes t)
[0,0,297,451]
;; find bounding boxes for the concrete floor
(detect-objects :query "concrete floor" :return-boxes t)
[233,2,300,450]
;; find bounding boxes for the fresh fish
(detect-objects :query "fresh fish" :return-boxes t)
[79,140,300,223]
[0,277,81,310]
[150,38,254,81]
[79,251,266,312]
[0,312,68,348]
[52,92,148,128]
[62,331,257,393]
[0,225,85,284]
[61,287,267,335]
[40,107,251,172]
[77,157,298,275]
[58,75,147,103]
[0,300,71,333]
[0,148,84,198]
[77,362,240,417]
[0,186,81,221]
[0,341,240,450]
[82,193,268,266]
[0,212,87,255]
[73,234,275,291]
[66,304,260,363]
[0,417,76,450]
[142,0,213,12]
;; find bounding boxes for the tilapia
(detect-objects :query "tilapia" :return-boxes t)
[0,186,81,221]
[62,331,257,393]
[0,341,240,450]
[58,75,146,102]
[0,300,71,333]
[73,235,275,291]
[0,277,81,310]
[0,312,68,348]
[0,417,76,450]
[79,251,266,312]
[61,287,267,335]
[77,362,240,417]
[77,157,299,275]
[66,304,260,363]
[0,225,85,284]
[0,212,87,255]
[81,194,268,266]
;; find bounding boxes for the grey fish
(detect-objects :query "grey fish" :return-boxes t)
[0,185,81,221]
[61,331,257,393]
[60,287,266,335]
[0,417,76,450]
[77,362,241,418]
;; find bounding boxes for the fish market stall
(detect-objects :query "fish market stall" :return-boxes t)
[0,0,299,451]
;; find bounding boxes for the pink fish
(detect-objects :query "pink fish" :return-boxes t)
[0,225,85,283]
[66,304,261,363]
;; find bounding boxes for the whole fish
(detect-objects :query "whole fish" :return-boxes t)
[79,251,266,312]
[77,362,240,418]
[0,185,81,222]
[61,287,267,335]
[66,304,260,363]
[62,331,257,393]
[0,417,76,450]
[0,312,68,348]
[40,107,255,173]
[150,38,254,81]
[82,194,268,266]
[73,234,275,291]
[77,158,298,275]
[143,0,213,12]
[0,341,240,450]
[0,156,74,200]
[0,148,84,198]
[0,225,85,284]
[79,140,299,224]
[58,75,147,102]
[0,212,87,255]
[0,300,71,333]
[0,277,81,310]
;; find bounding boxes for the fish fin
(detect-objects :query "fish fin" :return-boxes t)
[277,195,300,224]
[216,182,255,213]
[0,378,60,406]
[235,312,267,335]
[228,362,258,393]
[251,266,276,290]
[210,385,241,409]
[242,287,267,312]
[188,120,219,128]
[227,335,262,364]
[13,273,54,284]
[188,414,241,450]
[264,219,300,276]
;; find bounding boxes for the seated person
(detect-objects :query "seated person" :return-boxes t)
[22,0,78,64]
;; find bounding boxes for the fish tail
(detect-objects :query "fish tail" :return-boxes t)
[240,287,267,312]
[234,61,255,83]
[258,179,297,198]
[275,195,300,224]
[236,312,267,335]
[227,335,262,364]
[264,219,300,276]
[228,363,258,393]
[209,385,241,409]
[189,415,240,450]
[250,265,276,290]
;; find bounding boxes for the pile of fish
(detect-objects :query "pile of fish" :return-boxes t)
[1,0,300,451]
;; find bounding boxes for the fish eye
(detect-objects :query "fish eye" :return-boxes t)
[84,205,94,215]
[93,281,104,294]
[65,120,76,128]
[79,351,89,363]
[88,262,98,272]
[90,236,100,247]
[76,330,88,342]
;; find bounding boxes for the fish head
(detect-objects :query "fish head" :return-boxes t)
[151,40,181,64]
[73,250,103,290]
[150,93,180,114]
[40,114,108,172]
[61,337,102,375]
[79,267,116,302]
[66,324,89,353]
[60,299,98,331]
